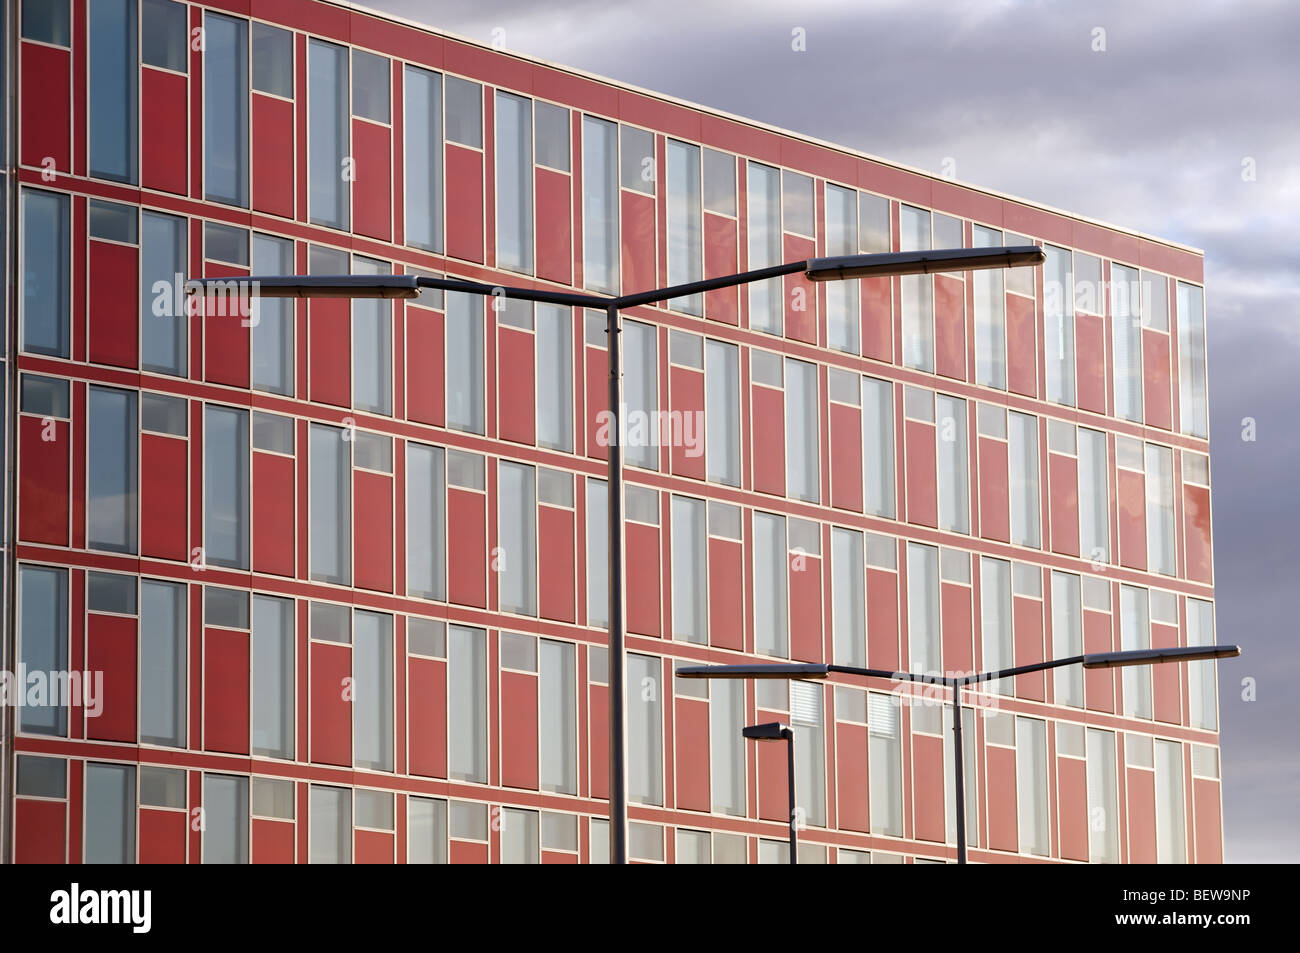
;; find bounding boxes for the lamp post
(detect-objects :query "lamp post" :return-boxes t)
[678,643,1240,864]
[188,245,1044,863]
[743,722,796,863]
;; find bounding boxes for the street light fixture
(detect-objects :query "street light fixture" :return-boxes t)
[742,722,796,864]
[188,245,1044,864]
[678,643,1240,864]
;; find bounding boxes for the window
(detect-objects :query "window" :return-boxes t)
[85,763,135,863]
[406,443,446,601]
[17,755,65,799]
[972,225,1006,388]
[1051,572,1083,708]
[496,92,533,274]
[445,76,481,147]
[790,681,825,828]
[141,211,187,376]
[21,188,70,358]
[249,594,293,759]
[1008,411,1040,548]
[18,566,68,736]
[671,496,706,643]
[936,395,969,534]
[1016,717,1049,856]
[831,528,866,667]
[747,161,782,334]
[1044,244,1075,405]
[753,512,788,657]
[535,101,569,171]
[308,39,348,228]
[1145,443,1176,576]
[140,765,184,809]
[309,785,351,864]
[446,291,484,434]
[498,461,537,615]
[907,543,940,675]
[540,640,577,794]
[90,0,138,184]
[710,680,745,815]
[535,304,574,452]
[1187,599,1218,730]
[1078,427,1109,564]
[352,255,393,415]
[351,49,389,123]
[666,139,702,314]
[408,797,448,864]
[785,357,818,503]
[628,653,662,806]
[251,233,293,394]
[859,192,889,253]
[1155,740,1186,863]
[205,405,249,568]
[624,319,658,470]
[140,580,186,747]
[251,23,293,97]
[501,808,539,864]
[1177,282,1208,438]
[1120,585,1151,719]
[22,0,70,44]
[704,339,740,485]
[1086,728,1119,862]
[1111,263,1142,422]
[404,66,443,252]
[582,116,619,293]
[899,205,933,372]
[980,557,1013,695]
[309,423,350,584]
[88,386,138,554]
[354,611,394,772]
[204,774,249,864]
[862,376,895,518]
[586,478,608,628]
[943,705,979,847]
[448,625,487,783]
[826,184,859,353]
[869,692,903,836]
[204,12,248,206]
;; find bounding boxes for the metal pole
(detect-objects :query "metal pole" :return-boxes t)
[606,302,628,865]
[786,729,798,864]
[952,679,967,864]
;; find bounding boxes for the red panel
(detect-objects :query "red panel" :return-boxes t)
[15,800,67,863]
[447,488,486,608]
[934,274,966,381]
[674,699,710,812]
[310,641,351,766]
[204,627,250,755]
[703,213,738,324]
[406,306,445,426]
[498,326,535,445]
[1126,767,1157,863]
[789,556,822,663]
[19,416,70,545]
[252,451,294,577]
[589,684,608,800]
[626,522,660,637]
[829,402,863,512]
[585,347,607,460]
[20,43,71,170]
[142,433,187,561]
[408,656,447,778]
[1084,610,1115,712]
[86,615,136,743]
[978,436,1009,543]
[835,723,869,832]
[355,830,394,864]
[620,191,655,297]
[905,420,937,528]
[708,538,743,651]
[1193,778,1223,864]
[445,144,483,263]
[501,671,539,790]
[139,809,187,864]
[1117,469,1146,571]
[1013,596,1045,701]
[866,568,899,672]
[204,262,250,388]
[1142,330,1172,430]
[783,234,817,344]
[670,365,705,479]
[861,277,892,362]
[1006,293,1037,397]
[543,850,578,864]
[252,819,295,864]
[352,120,392,241]
[986,745,1018,852]
[252,94,294,218]
[1075,313,1106,415]
[142,69,188,195]
[88,242,139,368]
[751,386,785,497]
[539,506,576,624]
[941,582,972,675]
[309,298,350,407]
[1058,758,1088,861]
[1048,453,1079,557]
[535,167,572,284]
[1184,485,1213,584]
[449,841,488,864]
[1151,622,1181,724]
[354,470,394,593]
[913,734,945,842]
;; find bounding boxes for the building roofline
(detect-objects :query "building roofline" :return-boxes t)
[339,0,1202,257]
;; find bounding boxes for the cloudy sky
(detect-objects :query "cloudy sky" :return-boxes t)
[370,0,1299,862]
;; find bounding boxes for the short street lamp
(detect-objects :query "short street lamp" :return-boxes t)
[189,244,1044,864]
[678,643,1240,864]
[743,722,796,864]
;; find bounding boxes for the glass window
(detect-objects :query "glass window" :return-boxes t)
[1086,728,1119,863]
[943,706,979,847]
[90,0,138,184]
[666,139,702,315]
[406,443,446,601]
[1078,427,1109,564]
[710,679,744,815]
[1074,253,1103,313]
[18,756,67,799]
[1142,271,1168,330]
[582,116,619,293]
[205,221,248,264]
[862,377,895,518]
[309,423,350,584]
[907,543,940,675]
[1016,718,1049,856]
[88,386,138,554]
[1155,740,1186,863]
[754,512,788,657]
[140,211,187,376]
[1145,444,1176,576]
[1120,585,1151,719]
[785,357,818,503]
[535,101,569,171]
[869,692,902,835]
[21,189,71,357]
[1187,598,1218,731]
[308,38,348,228]
[1008,411,1040,548]
[702,148,735,216]
[1051,572,1083,708]
[85,763,136,863]
[408,797,448,864]
[203,774,249,864]
[620,125,654,193]
[204,405,248,568]
[1111,262,1142,422]
[1177,282,1208,438]
[446,291,484,434]
[832,528,865,667]
[404,65,443,252]
[140,580,186,747]
[354,610,394,772]
[540,640,577,794]
[782,171,814,236]
[22,375,71,418]
[972,225,1006,388]
[251,594,293,760]
[826,183,859,353]
[859,193,889,253]
[536,304,573,452]
[791,681,825,827]
[143,0,187,71]
[448,625,487,783]
[89,198,138,243]
[351,49,389,122]
[677,829,710,864]
[444,76,481,147]
[22,0,71,45]
[624,320,658,470]
[351,255,392,415]
[498,462,537,615]
[251,22,293,97]
[899,205,933,372]
[586,478,608,628]
[937,395,969,534]
[628,653,663,806]
[705,340,740,486]
[19,566,68,736]
[671,496,706,643]
[496,92,534,274]
[1044,244,1075,405]
[501,808,539,864]
[980,557,1013,695]
[204,12,248,206]
[309,785,351,863]
[249,233,293,394]
[747,161,782,334]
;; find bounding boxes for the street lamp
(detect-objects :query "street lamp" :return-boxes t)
[678,643,1240,864]
[743,722,796,864]
[187,244,1044,864]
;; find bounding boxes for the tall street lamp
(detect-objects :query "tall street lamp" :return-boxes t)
[188,245,1044,864]
[743,722,796,863]
[678,643,1240,864]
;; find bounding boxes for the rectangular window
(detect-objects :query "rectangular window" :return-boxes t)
[446,291,485,434]
[141,211,187,376]
[251,22,292,97]
[869,692,903,836]
[204,405,249,568]
[22,0,71,44]
[406,443,446,601]
[18,566,68,736]
[496,91,534,274]
[203,774,249,863]
[204,12,248,206]
[1008,411,1040,548]
[252,594,293,759]
[408,796,448,864]
[710,680,745,815]
[629,653,663,806]
[1120,585,1152,719]
[308,39,348,228]
[1145,443,1176,576]
[501,808,539,864]
[899,205,933,372]
[85,763,136,863]
[785,357,818,503]
[1015,717,1049,856]
[1044,244,1075,405]
[625,320,658,470]
[309,785,351,864]
[826,183,860,353]
[754,512,789,657]
[586,478,608,628]
[703,148,735,216]
[859,193,889,253]
[1112,263,1143,422]
[536,303,573,452]
[539,640,577,794]
[444,76,481,146]
[1086,728,1119,862]
[404,65,443,252]
[862,376,896,518]
[535,102,569,171]
[666,139,703,314]
[1155,740,1186,863]
[351,49,389,122]
[1051,572,1083,708]
[354,610,394,772]
[498,461,537,615]
[88,386,138,554]
[973,225,1006,388]
[90,0,138,184]
[791,681,826,828]
[699,340,740,485]
[671,496,707,643]
[1187,598,1218,730]
[1078,427,1109,563]
[352,255,392,415]
[140,580,186,747]
[907,543,940,674]
[582,116,619,293]
[448,625,487,783]
[943,706,979,848]
[747,161,782,334]
[1177,282,1208,438]
[21,188,71,358]
[832,528,866,667]
[980,557,1013,695]
[309,423,350,584]
[250,233,293,394]
[936,395,969,534]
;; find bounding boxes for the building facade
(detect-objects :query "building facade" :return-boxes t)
[3,0,1221,864]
